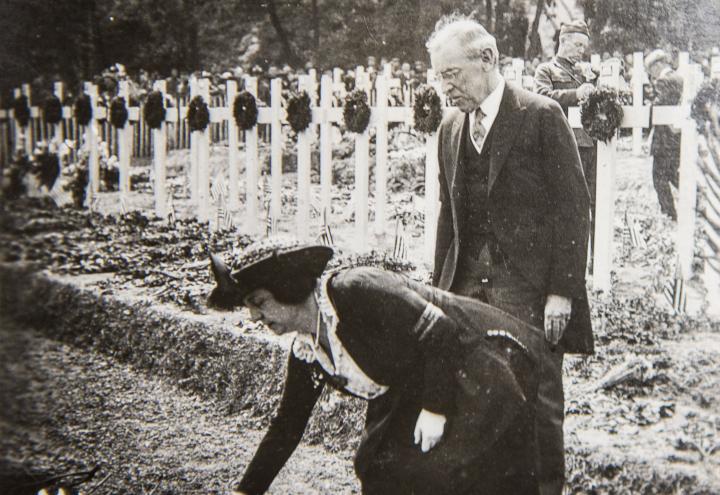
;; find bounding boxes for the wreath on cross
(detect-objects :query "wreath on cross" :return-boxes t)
[187,95,210,132]
[580,86,624,143]
[109,96,129,128]
[233,91,259,131]
[691,78,720,133]
[343,89,371,134]
[413,85,443,134]
[13,95,31,128]
[144,91,166,130]
[74,94,93,127]
[43,95,63,125]
[286,91,313,134]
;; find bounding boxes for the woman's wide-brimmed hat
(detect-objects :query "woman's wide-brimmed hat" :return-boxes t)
[208,236,334,310]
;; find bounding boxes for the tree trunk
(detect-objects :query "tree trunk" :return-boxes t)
[266,0,302,67]
[181,0,200,71]
[526,0,545,59]
[311,0,320,65]
[486,0,493,32]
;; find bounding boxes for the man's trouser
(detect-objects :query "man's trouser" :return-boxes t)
[452,243,565,495]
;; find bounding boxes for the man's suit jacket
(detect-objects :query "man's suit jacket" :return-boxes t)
[432,82,594,354]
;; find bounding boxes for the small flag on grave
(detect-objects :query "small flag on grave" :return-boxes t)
[266,207,277,236]
[210,179,224,203]
[167,195,176,226]
[316,208,334,246]
[392,219,408,260]
[663,263,687,314]
[624,210,647,249]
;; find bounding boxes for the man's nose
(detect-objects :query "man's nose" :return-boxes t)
[441,79,453,94]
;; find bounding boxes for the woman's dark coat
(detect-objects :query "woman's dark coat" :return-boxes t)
[236,267,547,495]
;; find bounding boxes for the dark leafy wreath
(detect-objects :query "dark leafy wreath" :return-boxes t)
[43,95,63,125]
[413,85,443,134]
[233,91,258,130]
[580,86,624,143]
[144,91,166,130]
[109,96,129,128]
[187,95,210,132]
[343,89,371,134]
[691,78,720,133]
[286,91,312,133]
[13,95,31,128]
[74,94,93,126]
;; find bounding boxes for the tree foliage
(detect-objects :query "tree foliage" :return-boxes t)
[580,0,720,54]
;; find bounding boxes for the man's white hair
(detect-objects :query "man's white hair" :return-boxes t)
[426,14,499,63]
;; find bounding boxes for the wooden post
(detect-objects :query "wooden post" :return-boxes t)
[244,76,260,235]
[189,76,199,203]
[151,80,168,217]
[84,82,100,201]
[197,78,211,223]
[676,63,702,279]
[631,52,645,156]
[116,81,131,196]
[226,79,240,210]
[678,51,690,75]
[374,72,389,243]
[10,88,20,155]
[270,78,283,225]
[21,84,33,156]
[592,60,622,291]
[355,130,370,251]
[319,74,334,224]
[425,71,443,265]
[52,83,65,149]
[711,56,720,79]
[296,75,313,241]
[354,79,371,251]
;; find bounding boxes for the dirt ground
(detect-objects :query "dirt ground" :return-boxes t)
[1,134,719,493]
[0,317,359,495]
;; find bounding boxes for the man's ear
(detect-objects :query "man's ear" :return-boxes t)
[480,48,495,65]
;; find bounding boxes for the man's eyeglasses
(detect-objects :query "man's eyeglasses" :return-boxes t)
[436,68,462,83]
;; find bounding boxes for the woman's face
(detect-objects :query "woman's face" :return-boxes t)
[244,289,303,335]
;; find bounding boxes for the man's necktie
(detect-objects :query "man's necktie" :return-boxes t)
[472,108,487,149]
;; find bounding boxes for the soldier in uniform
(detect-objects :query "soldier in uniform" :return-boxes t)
[534,20,596,250]
[645,49,684,220]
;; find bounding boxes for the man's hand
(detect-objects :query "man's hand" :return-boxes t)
[544,294,572,346]
[576,83,595,101]
[414,409,446,453]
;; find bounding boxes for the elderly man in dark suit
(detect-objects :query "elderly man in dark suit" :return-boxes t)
[645,49,684,220]
[534,21,597,251]
[427,15,594,495]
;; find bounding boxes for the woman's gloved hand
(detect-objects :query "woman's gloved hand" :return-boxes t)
[413,409,446,453]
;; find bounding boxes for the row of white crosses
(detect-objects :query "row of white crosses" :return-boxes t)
[562,53,717,292]
[3,53,718,296]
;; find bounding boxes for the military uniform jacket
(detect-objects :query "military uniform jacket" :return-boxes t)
[235,267,545,495]
[651,68,684,158]
[534,56,594,148]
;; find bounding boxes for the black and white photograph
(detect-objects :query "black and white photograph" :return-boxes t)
[0,1,719,493]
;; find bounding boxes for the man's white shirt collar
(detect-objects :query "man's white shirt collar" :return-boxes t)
[469,79,505,154]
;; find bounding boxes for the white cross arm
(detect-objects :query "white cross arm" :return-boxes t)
[651,105,691,126]
[568,105,651,129]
